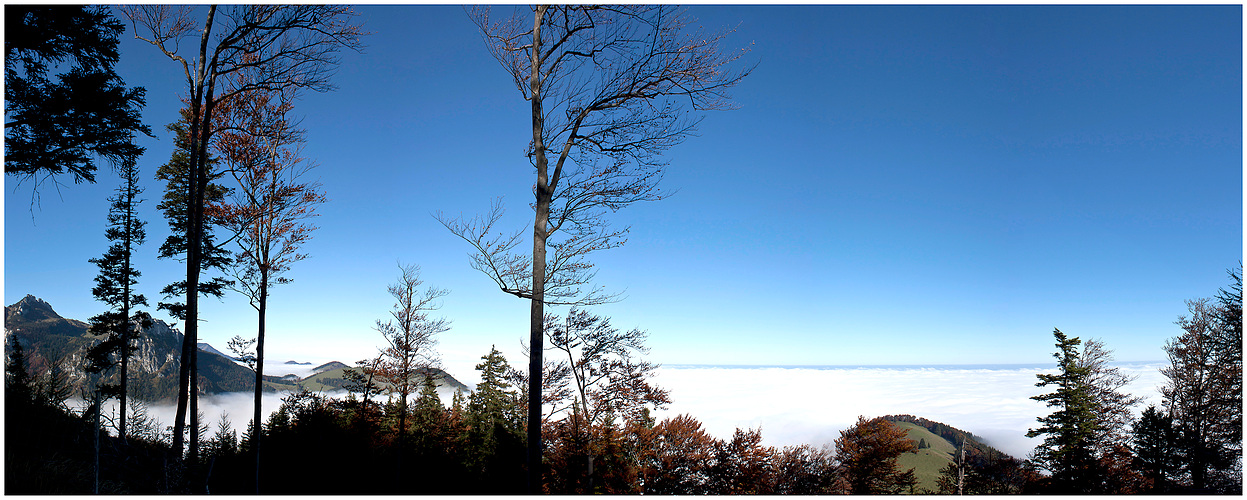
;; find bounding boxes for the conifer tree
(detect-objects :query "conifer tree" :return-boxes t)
[154,113,232,458]
[1132,405,1180,493]
[1027,329,1138,493]
[5,334,34,405]
[462,347,525,489]
[1027,329,1098,492]
[468,346,523,436]
[5,6,150,193]
[83,158,152,440]
[412,375,447,454]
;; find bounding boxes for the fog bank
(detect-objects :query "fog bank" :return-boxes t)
[650,363,1167,459]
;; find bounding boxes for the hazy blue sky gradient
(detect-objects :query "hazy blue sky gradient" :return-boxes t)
[5,5,1241,381]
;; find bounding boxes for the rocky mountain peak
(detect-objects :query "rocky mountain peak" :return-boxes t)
[6,294,61,323]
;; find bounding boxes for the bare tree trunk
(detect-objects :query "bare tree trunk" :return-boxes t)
[94,389,101,494]
[172,5,217,461]
[173,329,191,454]
[526,7,549,494]
[120,187,132,442]
[253,265,268,494]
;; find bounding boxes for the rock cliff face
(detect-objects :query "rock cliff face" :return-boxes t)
[5,295,255,402]
[6,295,472,401]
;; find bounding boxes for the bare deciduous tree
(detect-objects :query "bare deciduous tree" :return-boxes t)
[1077,338,1142,457]
[373,263,451,459]
[439,7,751,489]
[1162,296,1243,492]
[123,5,362,473]
[210,80,326,492]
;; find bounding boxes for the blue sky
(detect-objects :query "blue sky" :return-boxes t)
[4,5,1241,382]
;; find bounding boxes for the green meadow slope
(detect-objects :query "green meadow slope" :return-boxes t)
[892,421,956,493]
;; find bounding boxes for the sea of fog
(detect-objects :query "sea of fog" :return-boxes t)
[81,363,1167,460]
[650,363,1168,459]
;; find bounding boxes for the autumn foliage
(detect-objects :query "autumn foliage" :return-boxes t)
[834,416,919,494]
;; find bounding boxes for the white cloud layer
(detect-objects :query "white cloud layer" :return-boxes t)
[649,363,1167,459]
[80,363,1167,461]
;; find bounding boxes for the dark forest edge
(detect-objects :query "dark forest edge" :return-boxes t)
[5,264,1242,494]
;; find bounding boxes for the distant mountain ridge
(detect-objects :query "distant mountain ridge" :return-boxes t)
[4,295,469,400]
[198,342,233,361]
[5,295,253,401]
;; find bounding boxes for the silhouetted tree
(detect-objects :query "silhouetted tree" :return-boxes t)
[342,356,385,409]
[444,7,751,489]
[123,5,363,465]
[226,335,256,370]
[373,263,450,466]
[6,334,34,405]
[1133,406,1180,493]
[5,6,150,198]
[1162,292,1243,492]
[151,112,233,463]
[210,79,326,492]
[834,416,918,494]
[83,158,153,441]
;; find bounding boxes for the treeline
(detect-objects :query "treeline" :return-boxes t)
[6,267,1241,494]
[1019,267,1243,494]
[5,342,835,494]
[883,414,1008,461]
[0,339,1029,494]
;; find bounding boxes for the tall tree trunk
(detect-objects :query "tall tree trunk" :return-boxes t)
[253,266,268,494]
[527,6,550,494]
[120,184,132,442]
[173,4,216,463]
[174,326,191,454]
[397,339,409,475]
[94,389,101,494]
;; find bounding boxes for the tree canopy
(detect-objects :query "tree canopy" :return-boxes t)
[5,5,150,193]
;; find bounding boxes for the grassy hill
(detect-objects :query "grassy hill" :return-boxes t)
[883,415,1016,494]
[892,421,955,493]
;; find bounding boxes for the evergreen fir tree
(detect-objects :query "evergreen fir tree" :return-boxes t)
[468,346,523,434]
[83,157,151,440]
[153,113,233,320]
[1026,329,1099,493]
[1132,405,1180,493]
[153,111,233,459]
[5,334,34,404]
[464,346,526,491]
